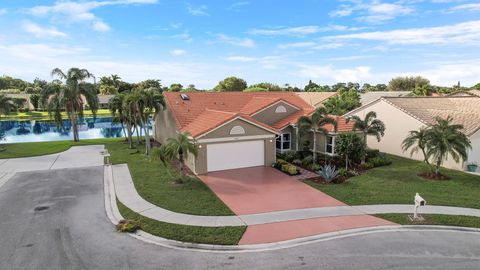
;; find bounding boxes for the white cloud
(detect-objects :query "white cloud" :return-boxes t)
[278,42,344,50]
[186,3,209,16]
[172,30,193,42]
[329,0,414,23]
[416,62,480,86]
[216,34,256,48]
[170,49,186,56]
[227,1,250,10]
[449,3,480,12]
[92,21,110,32]
[22,21,68,38]
[224,56,256,62]
[250,24,361,36]
[28,0,158,31]
[0,8,7,16]
[327,20,480,45]
[0,43,89,61]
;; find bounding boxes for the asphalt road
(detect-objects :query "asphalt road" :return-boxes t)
[0,166,479,270]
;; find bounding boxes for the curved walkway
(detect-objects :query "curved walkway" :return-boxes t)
[111,164,480,227]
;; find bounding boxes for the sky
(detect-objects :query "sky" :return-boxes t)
[0,0,479,89]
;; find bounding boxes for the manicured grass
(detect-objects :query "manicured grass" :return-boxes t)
[307,155,480,209]
[1,109,112,120]
[376,214,480,228]
[118,201,245,245]
[0,138,234,216]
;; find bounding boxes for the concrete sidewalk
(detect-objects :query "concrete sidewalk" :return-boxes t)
[111,164,480,227]
[0,145,106,173]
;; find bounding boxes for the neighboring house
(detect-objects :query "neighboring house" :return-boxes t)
[448,89,480,98]
[155,92,353,174]
[345,97,480,171]
[295,92,337,108]
[5,93,34,110]
[97,94,115,109]
[359,91,411,105]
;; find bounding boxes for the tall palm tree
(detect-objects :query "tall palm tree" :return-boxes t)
[298,107,337,163]
[348,111,385,163]
[0,94,15,118]
[123,89,165,155]
[426,116,471,175]
[40,68,98,142]
[108,93,128,140]
[151,143,175,179]
[166,132,198,175]
[123,91,143,148]
[401,126,432,167]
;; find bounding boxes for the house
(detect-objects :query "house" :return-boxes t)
[155,92,354,174]
[359,91,411,105]
[295,92,337,108]
[448,90,480,98]
[345,96,480,171]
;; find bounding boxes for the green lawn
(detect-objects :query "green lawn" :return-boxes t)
[118,201,245,245]
[1,109,112,120]
[307,155,480,209]
[0,138,234,216]
[376,214,480,228]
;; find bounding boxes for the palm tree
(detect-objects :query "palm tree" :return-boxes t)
[40,68,98,142]
[123,89,165,155]
[0,94,15,118]
[298,107,337,163]
[123,91,143,148]
[426,116,471,175]
[166,132,198,175]
[151,143,175,179]
[108,93,128,140]
[401,126,432,167]
[348,111,385,163]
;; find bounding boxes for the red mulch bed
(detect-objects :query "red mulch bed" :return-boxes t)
[418,172,451,181]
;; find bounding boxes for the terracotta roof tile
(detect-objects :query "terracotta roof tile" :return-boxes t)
[295,92,337,107]
[164,92,313,137]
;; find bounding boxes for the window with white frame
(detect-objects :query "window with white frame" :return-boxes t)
[276,133,291,151]
[325,135,335,154]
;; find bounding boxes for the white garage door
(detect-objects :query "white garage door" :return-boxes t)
[207,140,265,172]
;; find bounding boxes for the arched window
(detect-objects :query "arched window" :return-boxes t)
[275,105,287,113]
[230,125,246,135]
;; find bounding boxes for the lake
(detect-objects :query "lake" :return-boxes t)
[0,117,152,144]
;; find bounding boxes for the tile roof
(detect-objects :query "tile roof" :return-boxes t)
[448,90,480,98]
[295,92,337,107]
[360,91,411,105]
[383,97,480,136]
[163,92,320,137]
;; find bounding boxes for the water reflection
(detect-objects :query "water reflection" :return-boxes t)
[0,117,152,144]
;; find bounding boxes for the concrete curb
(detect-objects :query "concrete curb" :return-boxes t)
[103,165,480,252]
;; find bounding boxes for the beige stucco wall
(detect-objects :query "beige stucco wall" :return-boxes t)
[154,106,179,144]
[467,130,480,172]
[252,101,298,125]
[194,118,276,174]
[349,100,467,171]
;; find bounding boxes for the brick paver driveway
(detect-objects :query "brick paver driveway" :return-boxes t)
[198,166,345,215]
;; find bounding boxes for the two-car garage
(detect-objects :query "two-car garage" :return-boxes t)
[206,140,265,172]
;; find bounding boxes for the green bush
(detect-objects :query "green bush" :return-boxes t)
[283,150,298,162]
[362,162,375,170]
[366,149,380,160]
[302,155,313,166]
[338,168,349,177]
[277,159,287,165]
[292,159,302,165]
[369,156,392,167]
[310,163,321,171]
[281,164,298,175]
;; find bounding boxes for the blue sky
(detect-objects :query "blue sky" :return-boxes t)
[0,0,479,88]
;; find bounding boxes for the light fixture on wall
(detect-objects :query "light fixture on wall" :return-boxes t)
[269,139,273,142]
[198,145,202,148]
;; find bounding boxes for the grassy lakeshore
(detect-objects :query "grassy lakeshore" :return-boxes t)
[0,109,112,120]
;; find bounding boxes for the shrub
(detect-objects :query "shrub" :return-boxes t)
[335,132,365,169]
[292,159,302,165]
[302,155,313,166]
[337,168,349,177]
[283,150,298,162]
[362,162,375,170]
[116,219,140,233]
[366,149,380,160]
[369,156,392,167]
[277,159,287,165]
[281,164,298,175]
[310,163,321,172]
[317,164,339,183]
